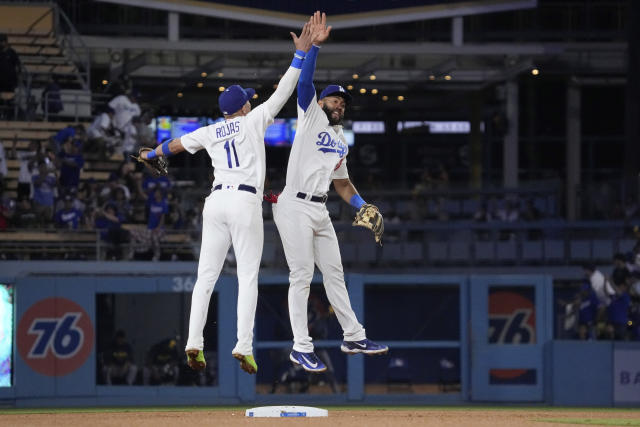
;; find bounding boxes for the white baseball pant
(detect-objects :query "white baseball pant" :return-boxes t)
[273,191,366,353]
[185,187,263,356]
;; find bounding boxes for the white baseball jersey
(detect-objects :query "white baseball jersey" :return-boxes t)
[284,94,349,195]
[181,67,302,195]
[108,95,140,131]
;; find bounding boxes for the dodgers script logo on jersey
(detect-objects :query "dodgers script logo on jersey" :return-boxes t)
[216,121,240,138]
[17,297,94,376]
[315,131,347,157]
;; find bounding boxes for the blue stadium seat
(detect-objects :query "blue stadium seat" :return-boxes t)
[570,240,591,261]
[522,240,543,261]
[402,242,423,262]
[357,242,377,263]
[474,241,494,262]
[382,243,403,262]
[462,198,480,216]
[450,242,471,262]
[496,241,517,261]
[591,239,613,261]
[428,242,448,262]
[544,240,565,262]
[618,239,636,254]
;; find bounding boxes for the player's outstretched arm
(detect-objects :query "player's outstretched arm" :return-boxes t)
[298,11,331,112]
[262,18,313,118]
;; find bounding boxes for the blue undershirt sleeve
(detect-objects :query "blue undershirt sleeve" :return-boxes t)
[297,45,320,112]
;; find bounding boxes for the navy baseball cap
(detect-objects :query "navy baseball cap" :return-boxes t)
[319,84,352,103]
[218,85,255,115]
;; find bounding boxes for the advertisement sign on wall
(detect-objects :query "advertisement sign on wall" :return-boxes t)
[614,349,640,403]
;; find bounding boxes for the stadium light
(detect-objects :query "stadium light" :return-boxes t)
[371,88,379,94]
[197,82,204,88]
[217,72,224,77]
[177,92,183,98]
[347,84,354,90]
[428,75,435,81]
[200,72,207,78]
[252,93,258,99]
[101,80,108,85]
[369,74,376,80]
[352,73,359,79]
[359,88,367,94]
[218,86,225,92]
[444,75,452,80]
[532,68,540,76]
[382,95,388,101]
[397,95,405,101]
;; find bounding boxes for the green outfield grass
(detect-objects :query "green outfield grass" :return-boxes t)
[0,406,639,415]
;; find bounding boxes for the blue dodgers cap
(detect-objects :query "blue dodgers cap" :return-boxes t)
[218,85,256,115]
[319,84,352,103]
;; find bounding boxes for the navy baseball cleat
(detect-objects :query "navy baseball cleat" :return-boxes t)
[341,339,389,355]
[289,350,327,372]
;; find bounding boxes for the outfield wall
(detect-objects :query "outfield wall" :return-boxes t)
[0,262,638,407]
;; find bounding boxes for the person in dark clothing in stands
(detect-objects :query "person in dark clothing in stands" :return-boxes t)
[95,203,128,260]
[0,33,20,93]
[143,337,180,385]
[58,139,85,194]
[606,280,631,340]
[103,329,138,385]
[54,194,82,230]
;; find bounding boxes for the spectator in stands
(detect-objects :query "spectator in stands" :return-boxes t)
[575,280,599,340]
[624,196,638,220]
[167,190,184,229]
[103,330,138,385]
[583,264,615,326]
[626,242,640,274]
[52,124,85,152]
[611,253,630,289]
[133,111,155,149]
[0,33,20,94]
[77,178,99,211]
[108,89,140,156]
[127,188,167,261]
[11,138,40,199]
[495,199,519,222]
[31,162,57,226]
[14,196,36,228]
[606,280,631,340]
[143,337,180,385]
[100,172,131,204]
[57,139,84,194]
[520,198,542,221]
[142,169,171,198]
[107,187,132,222]
[95,203,128,260]
[87,106,118,159]
[54,195,82,230]
[41,76,63,117]
[0,184,15,231]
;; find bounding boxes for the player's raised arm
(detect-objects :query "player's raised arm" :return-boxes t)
[298,11,332,112]
[260,18,313,117]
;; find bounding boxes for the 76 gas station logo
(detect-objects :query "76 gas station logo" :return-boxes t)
[27,312,85,359]
[18,298,94,376]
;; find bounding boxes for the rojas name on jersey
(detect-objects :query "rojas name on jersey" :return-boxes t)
[315,131,347,157]
[216,121,240,138]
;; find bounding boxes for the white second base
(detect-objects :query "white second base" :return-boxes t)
[245,406,328,417]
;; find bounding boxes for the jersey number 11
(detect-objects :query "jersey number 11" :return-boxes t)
[224,139,240,168]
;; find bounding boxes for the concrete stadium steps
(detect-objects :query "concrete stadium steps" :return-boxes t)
[0,120,74,130]
[12,45,62,56]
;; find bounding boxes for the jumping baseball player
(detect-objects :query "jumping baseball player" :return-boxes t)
[272,12,388,373]
[136,19,315,374]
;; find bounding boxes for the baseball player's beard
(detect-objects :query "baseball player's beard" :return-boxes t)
[322,105,344,126]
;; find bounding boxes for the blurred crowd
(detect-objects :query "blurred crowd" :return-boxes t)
[563,248,640,341]
[0,84,204,261]
[99,330,215,386]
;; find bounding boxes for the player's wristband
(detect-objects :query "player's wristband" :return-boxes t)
[350,194,366,209]
[147,149,158,160]
[161,139,173,157]
[291,49,306,69]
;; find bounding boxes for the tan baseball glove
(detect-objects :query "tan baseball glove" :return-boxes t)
[353,203,384,246]
[130,147,168,177]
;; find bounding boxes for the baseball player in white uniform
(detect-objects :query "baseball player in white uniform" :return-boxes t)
[272,13,388,373]
[140,20,315,374]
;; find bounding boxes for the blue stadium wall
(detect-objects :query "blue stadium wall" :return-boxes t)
[0,261,639,407]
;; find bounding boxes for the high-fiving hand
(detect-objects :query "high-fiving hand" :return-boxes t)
[290,17,313,52]
[309,11,331,46]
